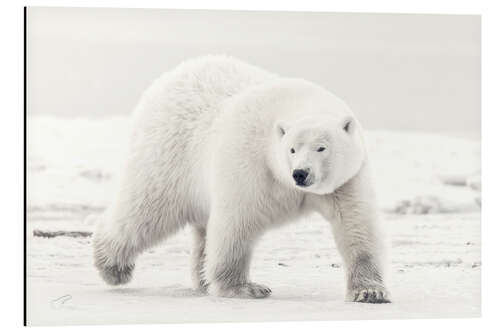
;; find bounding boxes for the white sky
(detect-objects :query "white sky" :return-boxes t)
[27,7,480,133]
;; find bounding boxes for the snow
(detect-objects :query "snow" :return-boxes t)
[26,116,481,325]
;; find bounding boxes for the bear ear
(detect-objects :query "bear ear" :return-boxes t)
[342,117,355,134]
[275,121,287,138]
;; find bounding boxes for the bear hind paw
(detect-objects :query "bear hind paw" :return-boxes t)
[98,264,135,286]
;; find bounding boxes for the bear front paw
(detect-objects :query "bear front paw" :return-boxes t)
[209,282,272,298]
[348,287,391,304]
[243,282,272,298]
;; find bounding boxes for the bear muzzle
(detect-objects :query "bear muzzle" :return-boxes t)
[292,168,313,187]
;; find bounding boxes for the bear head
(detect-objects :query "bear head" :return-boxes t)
[274,115,365,195]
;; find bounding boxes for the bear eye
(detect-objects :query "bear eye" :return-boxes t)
[290,148,295,154]
[343,120,351,132]
[317,147,326,152]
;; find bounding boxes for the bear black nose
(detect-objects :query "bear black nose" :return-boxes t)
[293,169,309,186]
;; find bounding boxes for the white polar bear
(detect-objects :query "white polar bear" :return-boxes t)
[93,55,391,303]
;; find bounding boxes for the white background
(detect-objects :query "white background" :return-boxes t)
[26,7,480,135]
[0,0,498,332]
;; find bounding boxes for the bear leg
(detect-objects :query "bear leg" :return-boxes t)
[204,213,272,299]
[93,210,185,286]
[190,225,208,291]
[313,164,391,303]
[330,165,391,303]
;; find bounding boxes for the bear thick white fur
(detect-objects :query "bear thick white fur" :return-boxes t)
[93,55,390,303]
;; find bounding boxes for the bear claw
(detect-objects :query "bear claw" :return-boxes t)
[209,282,272,299]
[350,287,390,303]
[244,282,272,298]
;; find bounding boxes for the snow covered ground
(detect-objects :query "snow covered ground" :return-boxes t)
[26,116,481,325]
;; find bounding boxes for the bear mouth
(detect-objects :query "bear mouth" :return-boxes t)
[296,182,312,187]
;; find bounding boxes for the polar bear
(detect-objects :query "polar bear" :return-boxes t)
[93,55,390,303]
